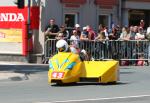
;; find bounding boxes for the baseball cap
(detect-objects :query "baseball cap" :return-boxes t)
[75,24,80,28]
[83,27,87,30]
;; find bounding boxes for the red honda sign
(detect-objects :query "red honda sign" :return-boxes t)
[0,6,39,29]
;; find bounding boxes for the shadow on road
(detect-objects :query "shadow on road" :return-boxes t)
[51,82,128,87]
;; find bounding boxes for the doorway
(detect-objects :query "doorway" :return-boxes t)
[129,10,150,28]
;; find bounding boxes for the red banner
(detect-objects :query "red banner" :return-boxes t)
[0,6,39,29]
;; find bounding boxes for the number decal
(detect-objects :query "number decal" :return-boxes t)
[52,72,64,78]
[52,72,57,78]
[57,72,64,78]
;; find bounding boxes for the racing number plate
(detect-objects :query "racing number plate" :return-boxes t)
[52,72,65,78]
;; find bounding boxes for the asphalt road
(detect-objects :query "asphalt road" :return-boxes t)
[0,65,150,103]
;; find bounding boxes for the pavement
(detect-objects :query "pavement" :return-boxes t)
[0,61,47,66]
[0,71,27,81]
[0,61,48,81]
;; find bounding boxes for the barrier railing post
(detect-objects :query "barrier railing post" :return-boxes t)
[44,39,149,65]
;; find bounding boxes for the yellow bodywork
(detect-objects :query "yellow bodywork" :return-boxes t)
[81,61,119,83]
[48,52,119,84]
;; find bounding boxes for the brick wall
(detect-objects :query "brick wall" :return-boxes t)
[94,0,118,9]
[60,0,87,4]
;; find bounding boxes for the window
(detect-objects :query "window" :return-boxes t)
[99,15,109,27]
[129,10,150,28]
[64,13,78,28]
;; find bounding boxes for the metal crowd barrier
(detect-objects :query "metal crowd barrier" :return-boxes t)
[44,39,150,65]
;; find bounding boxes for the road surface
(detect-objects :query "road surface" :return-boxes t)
[0,65,150,103]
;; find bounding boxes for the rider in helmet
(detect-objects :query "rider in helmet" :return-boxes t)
[56,39,69,52]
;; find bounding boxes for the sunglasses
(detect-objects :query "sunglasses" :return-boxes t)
[58,36,63,37]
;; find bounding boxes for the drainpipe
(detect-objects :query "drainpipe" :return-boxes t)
[27,0,31,35]
[119,0,122,26]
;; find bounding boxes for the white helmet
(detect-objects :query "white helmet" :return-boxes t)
[56,40,68,52]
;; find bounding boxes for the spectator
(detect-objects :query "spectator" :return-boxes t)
[140,19,145,29]
[103,26,109,40]
[108,27,118,40]
[129,26,136,40]
[95,32,106,42]
[98,24,104,33]
[58,25,69,40]
[74,24,81,37]
[95,32,107,59]
[131,26,138,39]
[70,30,80,48]
[86,25,96,40]
[135,27,145,40]
[119,26,130,41]
[65,17,72,27]
[118,27,130,64]
[115,25,121,39]
[80,26,89,40]
[55,33,64,40]
[129,26,137,65]
[45,19,59,39]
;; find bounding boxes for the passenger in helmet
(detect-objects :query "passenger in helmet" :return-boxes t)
[56,39,89,61]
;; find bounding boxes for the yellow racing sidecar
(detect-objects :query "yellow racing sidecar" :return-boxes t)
[48,52,119,84]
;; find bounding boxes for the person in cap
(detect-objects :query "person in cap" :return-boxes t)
[74,24,81,37]
[80,26,89,40]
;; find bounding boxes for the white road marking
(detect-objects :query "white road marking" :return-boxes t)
[36,94,150,103]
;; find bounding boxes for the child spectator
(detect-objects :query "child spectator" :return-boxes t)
[80,26,89,40]
[70,30,80,48]
[55,33,64,40]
